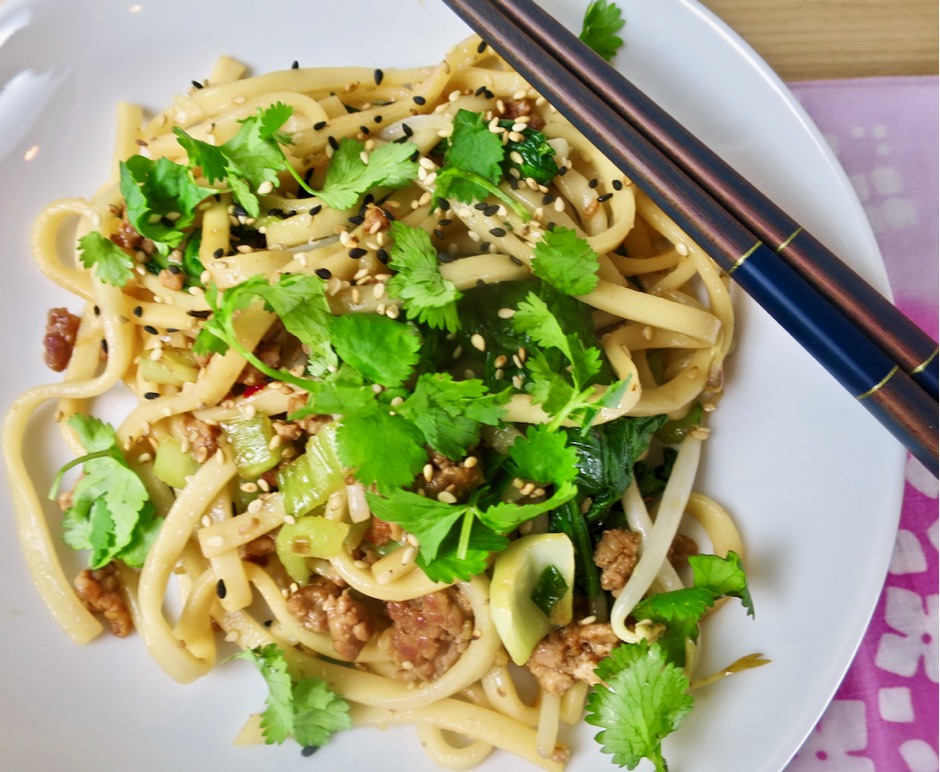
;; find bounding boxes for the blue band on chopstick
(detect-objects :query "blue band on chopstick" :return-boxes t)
[730,242,904,400]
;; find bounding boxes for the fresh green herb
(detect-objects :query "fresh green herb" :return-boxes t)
[195,273,336,385]
[549,498,601,597]
[329,313,421,388]
[50,414,159,569]
[235,644,351,748]
[564,414,668,524]
[632,551,755,665]
[386,221,462,333]
[579,0,626,62]
[312,137,419,211]
[507,423,579,488]
[174,102,296,219]
[77,231,135,287]
[530,564,569,616]
[396,372,507,459]
[585,640,693,772]
[531,225,600,296]
[499,120,559,183]
[513,292,627,429]
[119,155,215,251]
[434,109,530,221]
[634,446,678,501]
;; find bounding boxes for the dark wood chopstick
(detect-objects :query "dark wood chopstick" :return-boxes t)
[486,0,938,403]
[440,0,939,473]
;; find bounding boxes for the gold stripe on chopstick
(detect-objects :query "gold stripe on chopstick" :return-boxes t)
[726,240,762,276]
[856,366,899,399]
[776,227,803,252]
[910,346,938,376]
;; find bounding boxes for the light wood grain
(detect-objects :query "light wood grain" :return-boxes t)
[700,0,938,80]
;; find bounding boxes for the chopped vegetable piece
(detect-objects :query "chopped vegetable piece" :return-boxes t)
[276,514,351,583]
[220,414,281,479]
[152,438,199,490]
[276,425,344,519]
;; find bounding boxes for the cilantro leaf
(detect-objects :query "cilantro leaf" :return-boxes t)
[478,480,578,535]
[366,489,509,583]
[397,373,507,459]
[531,226,600,296]
[437,109,504,202]
[690,551,755,617]
[337,408,427,492]
[175,103,294,218]
[386,221,462,332]
[119,155,215,250]
[329,314,420,388]
[579,0,626,62]
[77,231,135,287]
[313,138,419,211]
[236,644,351,748]
[585,640,693,772]
[507,424,579,487]
[51,414,157,569]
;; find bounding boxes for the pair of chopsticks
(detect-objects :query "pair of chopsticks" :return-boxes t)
[441,0,938,474]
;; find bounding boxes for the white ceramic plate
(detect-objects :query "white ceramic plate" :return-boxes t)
[0,1,906,770]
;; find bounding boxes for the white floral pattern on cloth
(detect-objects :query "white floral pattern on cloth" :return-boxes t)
[785,77,939,772]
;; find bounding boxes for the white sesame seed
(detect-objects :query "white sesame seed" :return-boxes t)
[470,333,486,352]
[437,491,458,504]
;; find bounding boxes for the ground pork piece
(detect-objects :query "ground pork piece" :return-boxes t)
[286,577,373,661]
[381,587,474,682]
[668,533,699,567]
[43,307,81,372]
[418,449,484,501]
[73,564,133,638]
[526,622,620,695]
[158,267,185,291]
[500,97,546,131]
[362,204,392,235]
[239,533,277,563]
[109,219,143,251]
[363,516,397,548]
[594,528,642,595]
[178,414,221,464]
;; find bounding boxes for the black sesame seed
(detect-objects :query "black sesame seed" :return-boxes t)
[143,391,160,400]
[588,178,599,189]
[477,40,488,53]
[313,120,327,131]
[480,241,491,253]
[373,114,383,123]
[187,309,211,319]
[309,204,322,216]
[546,221,557,231]
[93,305,100,316]
[348,247,368,259]
[191,80,204,90]
[474,202,489,211]
[541,193,555,205]
[439,218,452,227]
[160,216,175,228]
[213,247,224,259]
[612,179,624,190]
[437,198,450,211]
[315,268,332,279]
[216,579,227,599]
[233,203,249,218]
[167,264,182,275]
[359,125,370,135]
[409,150,419,162]
[413,95,426,105]
[328,135,339,151]
[438,251,456,263]
[291,60,299,69]
[376,248,390,264]
[475,86,488,97]
[482,88,494,99]
[483,204,500,217]
[509,255,524,266]
[374,68,384,85]
[133,305,143,317]
[402,123,414,137]
[300,746,319,758]
[348,214,365,226]
[597,192,614,203]
[143,325,158,335]
[167,328,178,333]
[558,165,568,176]
[100,339,108,354]
[263,619,273,628]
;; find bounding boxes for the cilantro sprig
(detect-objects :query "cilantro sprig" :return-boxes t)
[579,0,626,62]
[531,225,600,296]
[312,138,419,211]
[49,415,159,569]
[236,644,351,749]
[77,232,136,287]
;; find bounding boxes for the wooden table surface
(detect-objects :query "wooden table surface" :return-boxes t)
[699,0,938,81]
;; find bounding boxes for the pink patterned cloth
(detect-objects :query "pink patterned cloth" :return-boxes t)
[785,77,939,772]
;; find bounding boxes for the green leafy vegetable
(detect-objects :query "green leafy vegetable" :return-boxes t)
[690,551,755,617]
[77,231,135,287]
[119,155,215,250]
[235,644,351,748]
[312,137,419,210]
[531,226,600,296]
[530,564,569,617]
[386,221,462,332]
[499,120,559,183]
[585,640,693,772]
[50,414,159,569]
[329,313,420,388]
[579,0,626,62]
